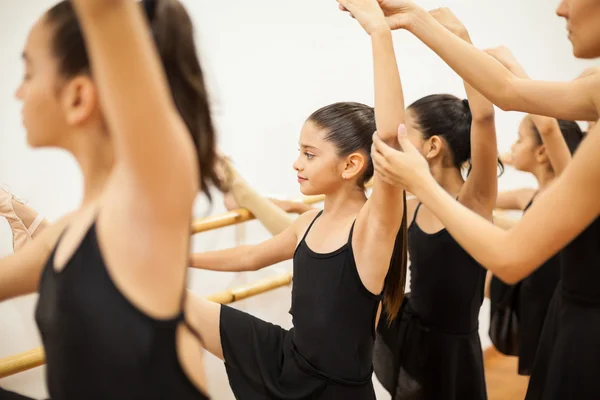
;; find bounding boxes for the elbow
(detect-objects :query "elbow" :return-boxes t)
[494,77,519,112]
[495,270,522,285]
[490,253,526,285]
[471,112,495,124]
[382,136,401,150]
[245,249,262,272]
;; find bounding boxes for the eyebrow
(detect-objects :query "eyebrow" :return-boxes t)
[299,144,319,152]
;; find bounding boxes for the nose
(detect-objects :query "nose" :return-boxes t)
[556,0,568,19]
[293,155,303,172]
[14,82,24,101]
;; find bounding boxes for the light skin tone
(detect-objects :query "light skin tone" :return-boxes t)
[188,0,406,361]
[341,5,499,247]
[359,0,600,284]
[1,1,208,392]
[484,47,578,296]
[377,0,600,121]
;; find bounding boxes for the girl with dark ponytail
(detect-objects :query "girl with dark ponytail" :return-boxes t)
[1,0,216,398]
[187,0,408,398]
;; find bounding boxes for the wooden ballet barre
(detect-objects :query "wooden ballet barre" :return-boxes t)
[0,348,46,380]
[0,272,292,379]
[191,180,374,234]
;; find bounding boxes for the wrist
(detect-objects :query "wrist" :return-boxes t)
[369,23,391,37]
[405,6,430,34]
[412,170,437,200]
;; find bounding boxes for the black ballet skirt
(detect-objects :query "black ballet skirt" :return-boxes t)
[219,210,406,399]
[525,217,600,400]
[489,198,561,375]
[374,204,487,400]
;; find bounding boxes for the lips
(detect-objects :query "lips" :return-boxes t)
[297,175,307,182]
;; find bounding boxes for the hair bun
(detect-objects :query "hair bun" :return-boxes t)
[462,99,470,110]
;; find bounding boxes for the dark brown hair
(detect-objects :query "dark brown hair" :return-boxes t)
[45,0,219,198]
[409,94,504,175]
[308,102,375,187]
[308,102,408,324]
[529,117,583,169]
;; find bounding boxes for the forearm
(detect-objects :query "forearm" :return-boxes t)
[230,182,294,236]
[464,82,495,121]
[372,29,405,146]
[530,115,572,174]
[459,35,495,121]
[407,10,599,121]
[407,10,515,111]
[500,63,572,173]
[291,202,314,214]
[190,246,260,272]
[493,212,518,230]
[270,199,314,215]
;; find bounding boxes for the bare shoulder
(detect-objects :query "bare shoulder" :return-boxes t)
[292,208,322,239]
[35,212,76,252]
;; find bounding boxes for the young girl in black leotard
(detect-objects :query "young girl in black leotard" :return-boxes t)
[0,1,217,398]
[186,1,409,398]
[339,8,501,400]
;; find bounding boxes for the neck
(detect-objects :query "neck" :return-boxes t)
[431,165,464,197]
[67,132,115,208]
[532,165,556,192]
[322,183,367,219]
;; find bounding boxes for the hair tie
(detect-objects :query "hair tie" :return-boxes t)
[142,0,158,22]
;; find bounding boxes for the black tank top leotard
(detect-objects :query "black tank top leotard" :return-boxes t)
[374,202,487,400]
[219,209,407,399]
[525,216,600,400]
[35,222,209,400]
[489,195,561,375]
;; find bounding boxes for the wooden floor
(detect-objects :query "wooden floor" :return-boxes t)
[484,348,530,400]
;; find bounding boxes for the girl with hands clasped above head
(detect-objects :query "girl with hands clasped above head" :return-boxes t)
[366,0,600,398]
[341,4,502,400]
[188,0,407,398]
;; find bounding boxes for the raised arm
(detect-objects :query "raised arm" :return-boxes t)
[71,0,197,211]
[337,0,405,234]
[336,1,407,319]
[190,210,318,272]
[429,9,498,214]
[385,3,600,121]
[372,124,600,284]
[486,46,574,175]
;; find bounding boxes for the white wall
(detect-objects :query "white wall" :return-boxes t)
[0,0,597,398]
